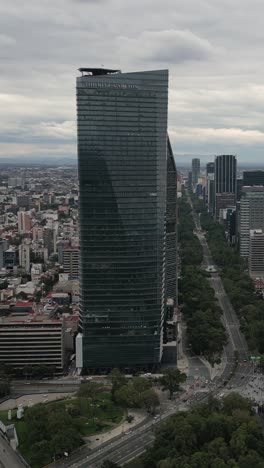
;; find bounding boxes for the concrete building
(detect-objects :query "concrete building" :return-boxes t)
[249,230,264,278]
[192,158,200,186]
[4,248,17,270]
[215,193,236,220]
[240,186,264,258]
[62,247,79,279]
[8,177,25,189]
[0,239,9,269]
[17,195,30,208]
[31,263,43,282]
[0,314,65,372]
[19,241,31,273]
[17,211,31,234]
[43,227,54,256]
[32,226,44,241]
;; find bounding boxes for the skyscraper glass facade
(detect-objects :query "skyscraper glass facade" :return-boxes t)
[215,155,237,219]
[191,158,200,186]
[77,69,170,371]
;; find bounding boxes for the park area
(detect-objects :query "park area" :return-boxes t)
[0,390,124,467]
[0,368,186,467]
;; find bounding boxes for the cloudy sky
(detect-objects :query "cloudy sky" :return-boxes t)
[1,0,264,166]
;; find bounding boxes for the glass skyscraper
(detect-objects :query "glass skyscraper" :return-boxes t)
[215,154,237,219]
[76,68,175,372]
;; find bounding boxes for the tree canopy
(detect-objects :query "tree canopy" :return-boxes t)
[142,393,264,468]
[178,196,227,363]
[107,368,127,401]
[159,368,187,399]
[199,204,264,355]
[115,375,160,413]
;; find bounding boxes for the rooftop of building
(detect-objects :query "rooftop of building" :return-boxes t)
[0,313,63,325]
[79,68,120,76]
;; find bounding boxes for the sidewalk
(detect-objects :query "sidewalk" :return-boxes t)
[177,322,189,376]
[85,408,147,449]
[199,349,227,381]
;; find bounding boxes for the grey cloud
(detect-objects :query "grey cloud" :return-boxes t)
[1,0,264,164]
[117,29,215,64]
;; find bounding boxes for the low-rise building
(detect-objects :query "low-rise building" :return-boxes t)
[31,263,43,283]
[0,314,65,372]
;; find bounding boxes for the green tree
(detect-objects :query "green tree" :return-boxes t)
[30,440,51,467]
[115,383,142,408]
[132,376,152,393]
[51,427,81,457]
[107,368,127,401]
[101,461,120,468]
[141,393,264,468]
[77,381,103,402]
[222,393,251,415]
[142,389,160,415]
[159,368,187,399]
[0,380,10,397]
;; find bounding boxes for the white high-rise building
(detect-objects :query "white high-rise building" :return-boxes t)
[17,211,31,234]
[249,230,264,278]
[19,242,31,273]
[240,186,264,258]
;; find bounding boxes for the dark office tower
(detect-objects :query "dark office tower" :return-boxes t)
[77,68,171,372]
[165,139,177,306]
[206,162,215,175]
[192,158,200,186]
[236,178,243,201]
[243,170,264,186]
[206,162,215,212]
[215,155,237,218]
[187,171,192,192]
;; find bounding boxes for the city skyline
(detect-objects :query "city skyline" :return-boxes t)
[1,0,264,164]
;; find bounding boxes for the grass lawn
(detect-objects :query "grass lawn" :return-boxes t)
[45,392,124,436]
[0,409,33,463]
[0,391,124,467]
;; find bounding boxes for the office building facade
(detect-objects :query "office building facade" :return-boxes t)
[215,155,237,218]
[206,162,214,176]
[77,68,173,371]
[192,158,200,186]
[243,170,264,187]
[165,139,177,306]
[249,229,264,278]
[62,247,80,279]
[0,315,65,372]
[240,186,264,257]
